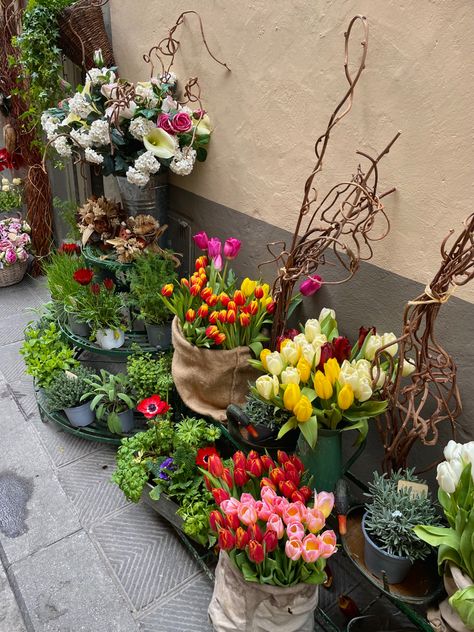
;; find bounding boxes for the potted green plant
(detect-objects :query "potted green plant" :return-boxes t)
[82,370,136,433]
[127,251,177,348]
[44,366,96,427]
[20,321,79,390]
[75,272,125,349]
[414,440,474,631]
[126,351,173,401]
[363,469,439,584]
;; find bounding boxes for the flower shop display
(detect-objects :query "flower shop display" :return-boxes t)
[363,469,438,584]
[20,321,79,390]
[0,176,22,212]
[0,215,31,287]
[44,366,96,427]
[415,441,474,631]
[160,232,272,421]
[249,309,396,490]
[203,450,337,631]
[126,250,178,347]
[113,416,221,545]
[82,370,136,433]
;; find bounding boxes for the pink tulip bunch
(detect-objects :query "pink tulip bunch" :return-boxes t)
[204,450,337,586]
[193,231,241,272]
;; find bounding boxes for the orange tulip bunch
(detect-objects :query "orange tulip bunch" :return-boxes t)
[160,251,275,351]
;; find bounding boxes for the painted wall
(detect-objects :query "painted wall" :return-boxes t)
[110,0,474,303]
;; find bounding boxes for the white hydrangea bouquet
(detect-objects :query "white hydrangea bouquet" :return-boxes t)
[41,51,212,186]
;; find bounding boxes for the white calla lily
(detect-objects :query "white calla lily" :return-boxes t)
[143,128,176,159]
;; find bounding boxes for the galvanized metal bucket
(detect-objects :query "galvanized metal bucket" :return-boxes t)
[115,171,168,232]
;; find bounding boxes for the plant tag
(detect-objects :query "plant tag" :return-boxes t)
[397,479,428,498]
[65,370,78,380]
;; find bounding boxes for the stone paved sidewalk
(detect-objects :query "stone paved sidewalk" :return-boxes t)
[0,277,416,632]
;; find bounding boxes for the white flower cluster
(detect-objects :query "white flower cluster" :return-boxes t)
[129,116,155,141]
[134,82,158,108]
[68,92,93,119]
[89,119,110,146]
[52,136,72,158]
[86,67,116,86]
[125,150,161,187]
[437,440,474,494]
[170,147,196,176]
[70,128,92,149]
[41,112,60,141]
[84,148,104,164]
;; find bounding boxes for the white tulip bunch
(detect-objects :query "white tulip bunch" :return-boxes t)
[436,440,474,494]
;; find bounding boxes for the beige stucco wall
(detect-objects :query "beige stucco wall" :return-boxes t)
[109,0,474,303]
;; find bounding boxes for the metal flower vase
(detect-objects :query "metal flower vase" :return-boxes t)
[115,171,168,245]
[297,428,366,492]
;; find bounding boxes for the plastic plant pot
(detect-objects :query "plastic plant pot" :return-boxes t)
[362,513,413,584]
[64,401,95,427]
[95,328,125,350]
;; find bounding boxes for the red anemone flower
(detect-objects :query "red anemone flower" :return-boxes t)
[137,395,170,419]
[59,243,81,256]
[195,446,219,469]
[73,268,94,286]
[103,278,114,291]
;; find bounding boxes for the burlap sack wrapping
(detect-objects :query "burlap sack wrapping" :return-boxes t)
[208,552,319,632]
[171,317,259,422]
[427,564,473,632]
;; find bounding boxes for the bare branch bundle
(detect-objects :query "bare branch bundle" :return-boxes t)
[265,16,399,346]
[373,214,474,473]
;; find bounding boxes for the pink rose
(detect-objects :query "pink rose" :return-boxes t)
[5,248,16,264]
[157,113,175,135]
[0,239,11,252]
[171,111,193,133]
[17,248,28,262]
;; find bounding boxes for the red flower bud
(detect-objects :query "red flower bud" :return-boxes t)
[91,283,100,295]
[214,333,226,345]
[232,451,247,469]
[248,300,259,316]
[209,510,225,532]
[247,458,263,478]
[291,490,307,504]
[207,294,219,307]
[299,486,313,501]
[239,312,251,327]
[285,469,301,486]
[233,290,246,306]
[269,467,286,486]
[262,529,279,553]
[103,277,114,291]
[247,450,260,461]
[226,513,240,531]
[279,479,297,498]
[247,523,263,543]
[261,455,275,471]
[73,268,94,286]
[195,255,208,271]
[318,342,336,370]
[208,454,224,477]
[218,528,235,551]
[209,310,219,324]
[260,477,276,491]
[283,460,297,474]
[333,336,351,364]
[266,301,276,314]
[197,304,209,318]
[219,293,230,307]
[233,468,249,487]
[248,539,265,563]
[235,527,249,550]
[212,488,230,505]
[226,309,236,324]
[254,286,264,299]
[180,277,190,288]
[190,283,201,296]
[222,468,233,488]
[185,309,196,323]
[227,300,237,312]
[218,309,227,323]
[277,451,290,465]
[200,287,213,301]
[289,455,305,474]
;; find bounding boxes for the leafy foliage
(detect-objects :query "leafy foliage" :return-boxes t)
[43,250,85,303]
[243,392,292,431]
[53,197,81,241]
[13,0,74,137]
[20,321,79,388]
[45,365,95,410]
[364,469,439,561]
[127,251,178,325]
[81,370,135,434]
[126,351,173,401]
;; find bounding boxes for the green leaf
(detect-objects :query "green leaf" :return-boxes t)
[299,416,318,449]
[340,418,369,445]
[107,411,122,434]
[301,387,316,402]
[413,525,459,549]
[196,147,208,162]
[449,586,474,628]
[249,341,263,359]
[276,417,298,439]
[148,485,162,501]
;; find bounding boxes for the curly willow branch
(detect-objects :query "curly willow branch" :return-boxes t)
[371,214,473,473]
[262,15,399,346]
[0,0,53,272]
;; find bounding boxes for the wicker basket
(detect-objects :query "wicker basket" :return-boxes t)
[57,0,115,69]
[0,260,28,288]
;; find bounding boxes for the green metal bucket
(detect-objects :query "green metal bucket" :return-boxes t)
[297,428,366,492]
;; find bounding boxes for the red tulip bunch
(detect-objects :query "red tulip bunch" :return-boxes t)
[159,233,275,350]
[201,450,337,586]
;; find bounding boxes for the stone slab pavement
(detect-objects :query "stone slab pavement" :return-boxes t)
[0,276,415,632]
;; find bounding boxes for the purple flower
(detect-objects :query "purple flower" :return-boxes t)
[158,457,175,481]
[5,248,16,265]
[223,237,241,260]
[193,231,209,251]
[300,275,323,296]
[207,237,222,259]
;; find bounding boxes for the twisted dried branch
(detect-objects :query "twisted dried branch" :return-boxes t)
[372,214,473,473]
[264,16,399,346]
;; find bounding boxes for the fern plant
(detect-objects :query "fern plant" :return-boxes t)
[45,365,95,410]
[364,469,439,561]
[127,251,178,325]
